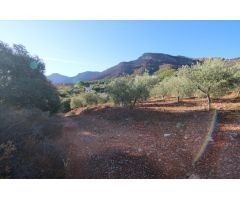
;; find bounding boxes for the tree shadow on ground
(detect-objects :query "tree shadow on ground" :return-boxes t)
[75,149,162,179]
[139,100,200,108]
[213,97,240,104]
[70,106,209,123]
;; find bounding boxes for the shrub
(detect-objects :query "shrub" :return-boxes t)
[0,105,66,178]
[84,93,98,106]
[70,96,86,109]
[70,92,107,109]
[59,98,71,112]
[97,93,110,104]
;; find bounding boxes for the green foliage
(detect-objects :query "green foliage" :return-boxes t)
[73,81,85,93]
[151,74,195,102]
[97,93,111,104]
[165,75,195,102]
[88,80,109,93]
[59,98,71,112]
[179,58,239,109]
[181,59,236,97]
[154,68,176,82]
[107,74,155,108]
[0,41,60,113]
[70,92,110,109]
[232,63,240,96]
[70,95,86,109]
[84,93,98,105]
[150,79,170,99]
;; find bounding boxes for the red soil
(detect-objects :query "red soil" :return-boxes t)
[61,97,240,178]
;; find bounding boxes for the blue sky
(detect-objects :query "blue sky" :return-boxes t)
[0,20,240,76]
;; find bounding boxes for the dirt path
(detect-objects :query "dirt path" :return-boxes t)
[194,110,240,178]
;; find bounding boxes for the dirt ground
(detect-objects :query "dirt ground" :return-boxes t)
[61,96,240,178]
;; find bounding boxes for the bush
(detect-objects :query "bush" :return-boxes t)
[84,93,98,105]
[0,105,66,178]
[70,96,86,109]
[59,98,71,112]
[97,93,110,104]
[70,92,111,109]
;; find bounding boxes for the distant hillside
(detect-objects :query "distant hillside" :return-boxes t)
[93,53,196,80]
[47,71,100,84]
[47,53,240,84]
[47,73,70,84]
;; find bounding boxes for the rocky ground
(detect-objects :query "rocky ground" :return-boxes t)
[194,110,240,178]
[61,96,240,178]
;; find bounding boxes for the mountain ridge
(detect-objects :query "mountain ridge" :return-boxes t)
[47,71,100,84]
[47,53,240,84]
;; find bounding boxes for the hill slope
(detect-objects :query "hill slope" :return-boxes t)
[93,53,196,80]
[48,53,240,83]
[47,71,100,84]
[47,73,70,84]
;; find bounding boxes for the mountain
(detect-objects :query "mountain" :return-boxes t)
[47,73,70,84]
[70,71,101,82]
[93,53,196,80]
[47,53,198,84]
[47,71,100,84]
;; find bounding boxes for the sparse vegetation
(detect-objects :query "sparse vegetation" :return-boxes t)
[0,105,66,178]
[1,40,240,178]
[70,92,110,109]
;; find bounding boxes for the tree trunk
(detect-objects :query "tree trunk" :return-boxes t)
[162,95,165,102]
[207,94,211,111]
[130,98,137,109]
[177,96,180,103]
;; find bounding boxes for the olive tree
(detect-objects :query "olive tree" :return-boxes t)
[180,58,238,110]
[232,63,240,97]
[165,76,195,103]
[154,68,176,82]
[150,80,170,101]
[107,74,155,108]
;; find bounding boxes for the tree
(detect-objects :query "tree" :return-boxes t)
[107,74,155,108]
[150,80,170,101]
[0,41,60,113]
[231,62,240,97]
[165,76,195,103]
[154,68,176,82]
[180,58,238,110]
